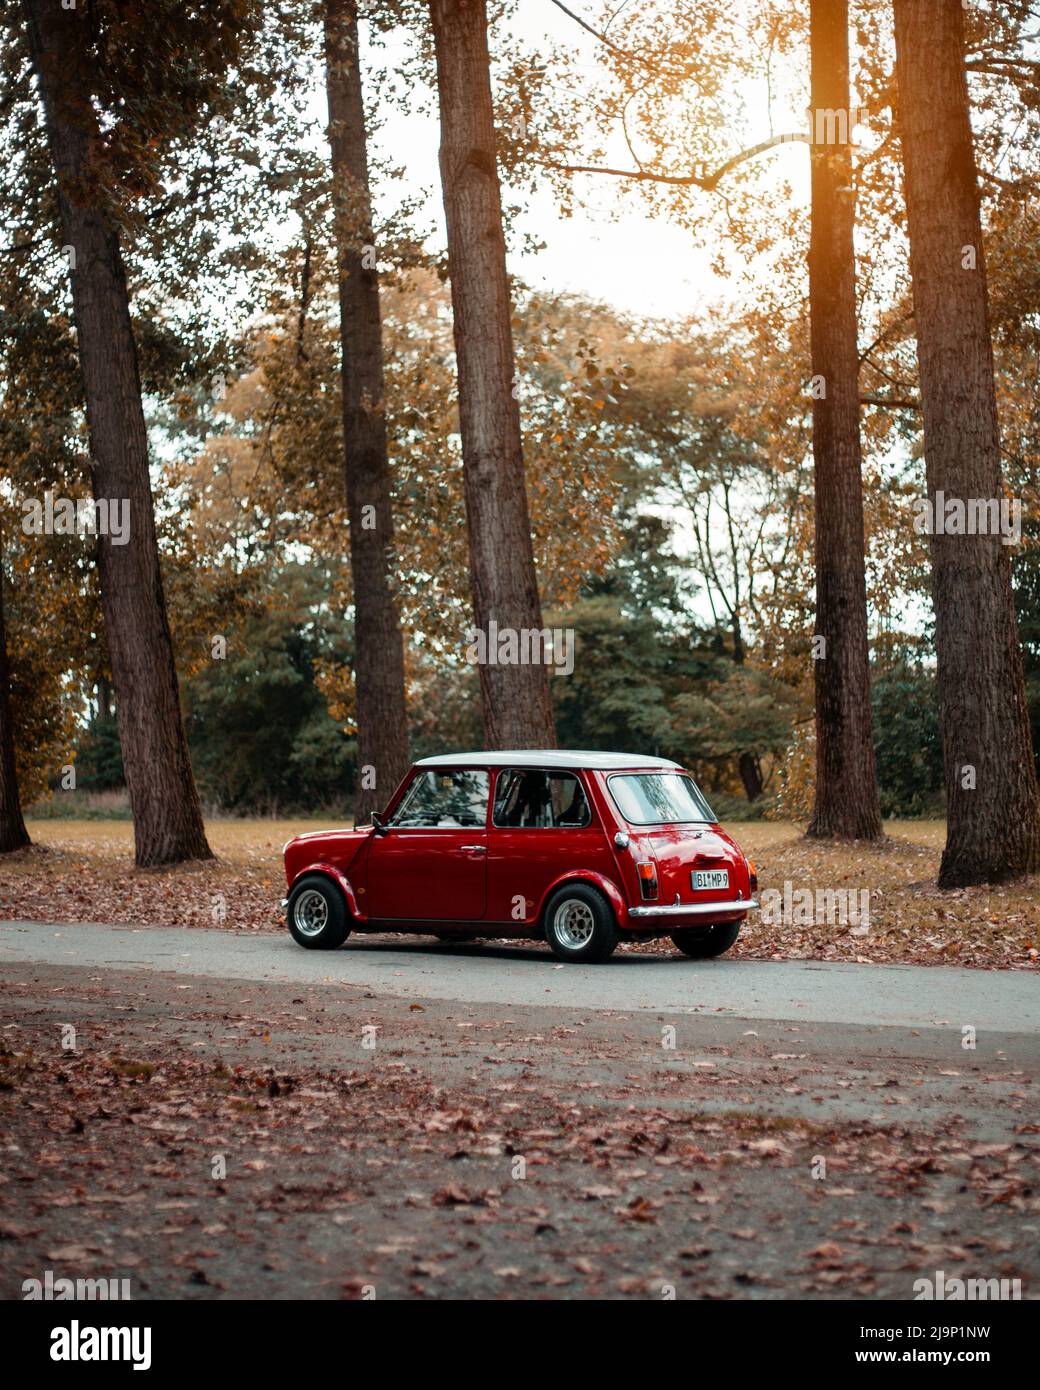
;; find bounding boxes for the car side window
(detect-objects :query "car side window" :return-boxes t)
[493,770,592,828]
[390,770,489,828]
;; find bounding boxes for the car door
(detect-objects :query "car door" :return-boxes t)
[486,768,609,922]
[365,767,489,921]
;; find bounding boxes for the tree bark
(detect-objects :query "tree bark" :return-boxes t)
[894,0,1040,885]
[0,531,31,854]
[738,750,764,803]
[729,612,764,801]
[805,0,883,841]
[23,0,211,867]
[429,0,557,749]
[324,0,411,822]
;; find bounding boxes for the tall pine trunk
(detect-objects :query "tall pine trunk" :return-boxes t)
[893,0,1040,885]
[731,619,765,801]
[429,0,556,749]
[324,0,411,821]
[24,0,211,867]
[805,0,882,841]
[0,532,30,854]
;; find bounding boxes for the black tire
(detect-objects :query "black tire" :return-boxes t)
[543,883,618,963]
[286,874,351,950]
[670,921,741,959]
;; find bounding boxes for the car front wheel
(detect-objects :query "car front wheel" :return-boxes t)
[287,875,351,950]
[544,884,618,963]
[670,921,740,959]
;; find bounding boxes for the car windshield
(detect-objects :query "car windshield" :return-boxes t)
[607,772,715,825]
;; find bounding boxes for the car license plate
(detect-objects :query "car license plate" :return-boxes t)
[692,869,729,891]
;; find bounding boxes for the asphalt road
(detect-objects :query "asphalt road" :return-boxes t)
[1,919,1036,1033]
[2,919,1038,1299]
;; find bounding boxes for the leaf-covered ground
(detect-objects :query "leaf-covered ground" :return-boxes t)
[1,818,1036,970]
[1,963,1036,1300]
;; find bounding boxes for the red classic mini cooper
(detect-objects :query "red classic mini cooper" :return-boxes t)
[283,752,758,963]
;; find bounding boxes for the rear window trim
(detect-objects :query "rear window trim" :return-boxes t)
[606,771,715,827]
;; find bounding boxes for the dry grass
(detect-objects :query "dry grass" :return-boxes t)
[4,817,1037,970]
[23,816,334,868]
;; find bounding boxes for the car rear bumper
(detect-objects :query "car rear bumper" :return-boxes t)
[627,897,758,920]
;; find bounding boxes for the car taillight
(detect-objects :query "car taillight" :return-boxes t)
[747,859,758,894]
[636,860,658,900]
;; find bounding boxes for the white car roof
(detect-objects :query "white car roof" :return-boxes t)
[414,750,683,771]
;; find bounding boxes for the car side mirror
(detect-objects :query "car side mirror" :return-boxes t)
[371,812,390,836]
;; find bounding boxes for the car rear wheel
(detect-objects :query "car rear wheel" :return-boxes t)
[287,875,351,950]
[670,921,740,959]
[544,884,618,963]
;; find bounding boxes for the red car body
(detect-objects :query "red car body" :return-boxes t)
[283,752,758,962]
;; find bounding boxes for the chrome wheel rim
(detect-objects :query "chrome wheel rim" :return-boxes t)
[553,899,594,948]
[293,889,329,937]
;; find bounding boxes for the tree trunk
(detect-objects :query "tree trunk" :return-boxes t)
[893,0,1040,885]
[805,0,883,841]
[429,0,557,749]
[0,532,30,854]
[324,0,411,822]
[729,612,763,801]
[738,751,764,803]
[23,0,211,867]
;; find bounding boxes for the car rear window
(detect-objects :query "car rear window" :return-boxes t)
[493,770,591,828]
[607,772,715,825]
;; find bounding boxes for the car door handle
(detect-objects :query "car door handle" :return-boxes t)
[458,844,486,853]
